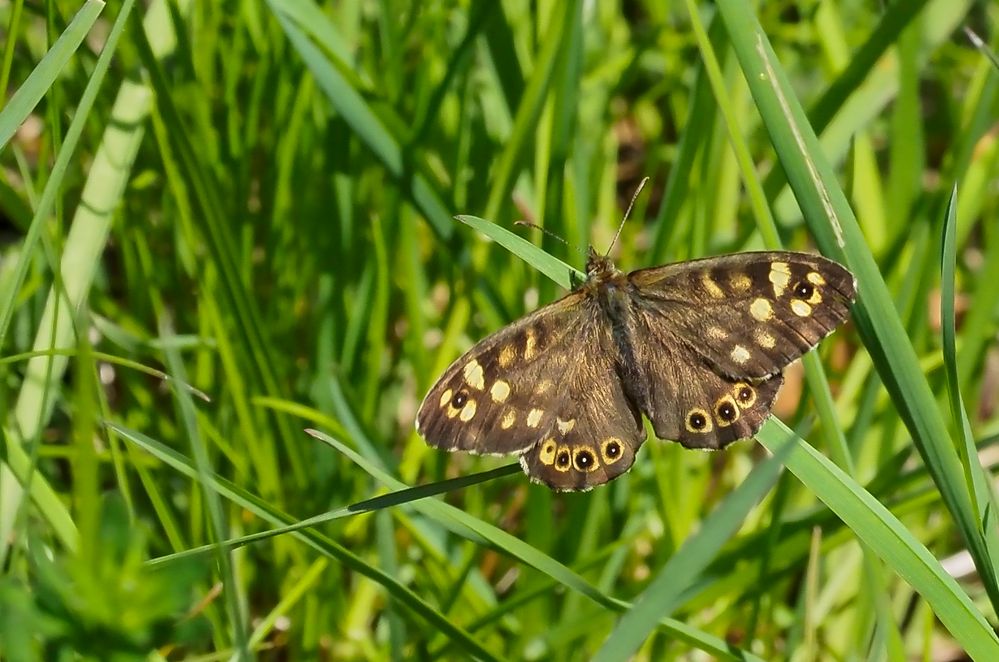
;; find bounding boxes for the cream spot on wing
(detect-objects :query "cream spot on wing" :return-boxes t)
[701,272,725,299]
[556,417,575,435]
[524,330,537,361]
[707,326,728,341]
[490,380,510,403]
[459,399,478,421]
[807,271,826,286]
[462,360,485,390]
[806,288,823,305]
[447,405,461,419]
[535,379,553,395]
[439,389,453,409]
[527,408,544,428]
[755,329,776,348]
[769,262,791,297]
[749,298,773,322]
[791,299,813,317]
[500,410,516,429]
[730,273,752,293]
[538,439,557,465]
[730,344,752,364]
[498,345,516,368]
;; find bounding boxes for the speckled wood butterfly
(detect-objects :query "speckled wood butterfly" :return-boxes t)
[416,248,856,491]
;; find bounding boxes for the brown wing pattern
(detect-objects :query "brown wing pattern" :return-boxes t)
[516,324,647,490]
[625,251,853,449]
[628,252,855,380]
[416,291,591,455]
[625,314,785,449]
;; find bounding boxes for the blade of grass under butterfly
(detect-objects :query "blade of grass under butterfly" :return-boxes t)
[756,419,999,659]
[306,428,764,661]
[147,464,520,566]
[107,421,501,662]
[456,215,584,289]
[685,8,901,651]
[715,0,999,613]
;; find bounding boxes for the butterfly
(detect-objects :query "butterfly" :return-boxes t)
[416,247,856,491]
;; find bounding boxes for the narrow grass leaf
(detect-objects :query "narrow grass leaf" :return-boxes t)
[161,320,250,657]
[267,0,453,238]
[0,0,104,149]
[483,0,581,222]
[108,421,502,662]
[307,429,764,660]
[0,0,139,560]
[594,438,790,660]
[757,419,999,659]
[148,463,521,566]
[939,184,999,582]
[456,215,583,289]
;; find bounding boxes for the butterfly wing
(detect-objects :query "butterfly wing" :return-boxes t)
[516,327,648,490]
[417,290,643,466]
[625,251,854,448]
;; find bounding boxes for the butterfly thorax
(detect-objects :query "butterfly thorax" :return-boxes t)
[582,246,633,323]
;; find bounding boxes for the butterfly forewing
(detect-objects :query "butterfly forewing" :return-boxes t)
[416,292,588,455]
[627,252,855,380]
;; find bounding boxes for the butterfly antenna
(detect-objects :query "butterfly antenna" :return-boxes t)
[515,221,587,258]
[606,176,650,257]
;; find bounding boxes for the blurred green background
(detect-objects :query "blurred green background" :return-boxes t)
[1,0,999,659]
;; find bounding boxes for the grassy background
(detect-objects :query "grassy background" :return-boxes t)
[1,0,999,659]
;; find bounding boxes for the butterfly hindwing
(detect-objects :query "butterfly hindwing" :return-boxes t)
[516,326,647,490]
[624,330,785,449]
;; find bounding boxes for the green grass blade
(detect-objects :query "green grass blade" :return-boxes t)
[0,0,139,561]
[307,428,764,661]
[108,421,503,662]
[148,463,520,567]
[267,0,453,238]
[757,419,999,659]
[940,184,999,584]
[594,437,789,660]
[483,0,580,222]
[715,0,999,612]
[0,0,104,149]
[456,215,583,289]
[160,321,250,657]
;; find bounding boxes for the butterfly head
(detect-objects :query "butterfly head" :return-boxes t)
[585,246,620,283]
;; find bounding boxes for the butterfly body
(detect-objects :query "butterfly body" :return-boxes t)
[417,249,855,491]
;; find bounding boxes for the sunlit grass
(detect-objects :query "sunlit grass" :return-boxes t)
[1,1,997,659]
